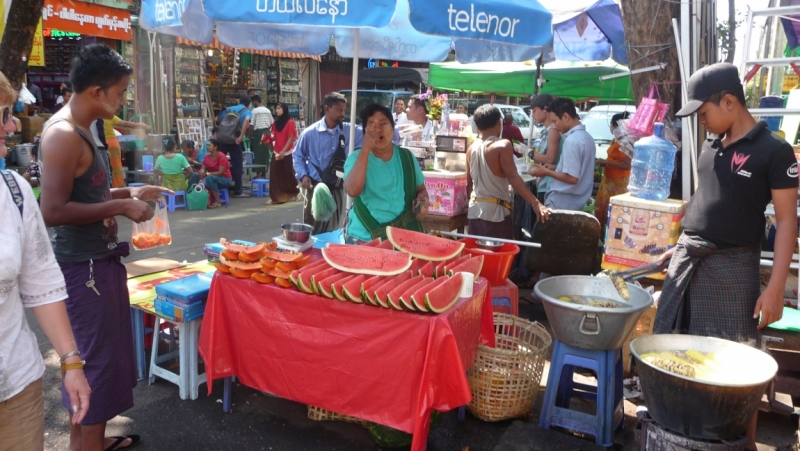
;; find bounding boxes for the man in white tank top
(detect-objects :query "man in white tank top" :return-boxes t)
[466,105,550,239]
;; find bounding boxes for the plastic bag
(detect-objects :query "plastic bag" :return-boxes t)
[131,198,172,250]
[627,85,669,137]
[186,183,209,210]
[18,84,36,105]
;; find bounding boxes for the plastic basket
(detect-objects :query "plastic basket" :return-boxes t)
[307,405,367,426]
[459,238,520,285]
[622,304,656,376]
[468,313,551,422]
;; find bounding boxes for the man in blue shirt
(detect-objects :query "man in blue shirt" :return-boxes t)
[217,95,252,197]
[294,92,365,233]
[529,97,596,211]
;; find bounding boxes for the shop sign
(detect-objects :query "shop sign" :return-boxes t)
[42,0,132,41]
[783,74,799,92]
[28,18,45,67]
[366,58,400,69]
[44,28,81,38]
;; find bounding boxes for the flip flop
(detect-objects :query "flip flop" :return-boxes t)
[233,193,250,198]
[105,435,140,451]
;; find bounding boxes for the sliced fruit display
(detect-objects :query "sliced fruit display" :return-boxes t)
[386,275,424,311]
[275,277,293,288]
[373,272,414,308]
[425,273,465,313]
[441,255,471,276]
[334,274,366,302]
[399,277,435,311]
[418,261,434,278]
[230,268,258,279]
[221,249,241,261]
[275,260,299,272]
[361,238,382,247]
[266,268,292,280]
[321,245,412,276]
[260,258,278,270]
[214,263,232,274]
[251,272,275,284]
[447,255,485,278]
[376,239,395,250]
[262,249,304,262]
[342,274,370,303]
[386,227,464,261]
[297,262,333,294]
[311,268,342,296]
[408,258,428,274]
[239,250,262,262]
[220,238,264,254]
[318,272,352,299]
[220,255,262,271]
[296,255,313,268]
[410,277,451,312]
[359,275,387,306]
[404,277,441,312]
[433,257,457,278]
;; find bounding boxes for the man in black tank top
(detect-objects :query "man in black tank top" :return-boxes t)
[39,44,171,451]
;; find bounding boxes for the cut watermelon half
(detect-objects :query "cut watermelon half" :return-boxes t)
[441,255,470,277]
[362,238,382,247]
[418,261,434,278]
[372,272,413,308]
[386,275,424,310]
[297,262,332,294]
[342,274,370,303]
[386,227,464,261]
[448,255,485,278]
[409,277,448,312]
[322,246,412,276]
[400,277,436,311]
[331,274,358,301]
[316,270,348,298]
[426,273,465,313]
[359,275,386,306]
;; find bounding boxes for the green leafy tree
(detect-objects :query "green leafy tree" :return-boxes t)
[718,2,743,63]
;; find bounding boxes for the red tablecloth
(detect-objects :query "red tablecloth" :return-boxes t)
[198,268,494,451]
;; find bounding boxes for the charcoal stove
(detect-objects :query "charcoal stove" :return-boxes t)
[635,411,749,451]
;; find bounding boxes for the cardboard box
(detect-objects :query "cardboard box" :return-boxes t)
[602,193,688,280]
[423,170,468,217]
[154,297,205,322]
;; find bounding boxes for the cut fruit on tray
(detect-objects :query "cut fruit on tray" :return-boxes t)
[322,245,411,276]
[386,226,464,261]
[426,272,465,313]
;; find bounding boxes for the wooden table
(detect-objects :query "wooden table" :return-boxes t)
[421,213,468,233]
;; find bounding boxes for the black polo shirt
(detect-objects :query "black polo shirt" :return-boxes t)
[682,121,798,247]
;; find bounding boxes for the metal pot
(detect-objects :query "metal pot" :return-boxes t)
[630,334,777,440]
[281,222,312,243]
[534,276,653,350]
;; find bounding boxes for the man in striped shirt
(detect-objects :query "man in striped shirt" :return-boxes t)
[251,95,274,172]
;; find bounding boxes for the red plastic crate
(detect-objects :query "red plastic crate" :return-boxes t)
[490,279,519,317]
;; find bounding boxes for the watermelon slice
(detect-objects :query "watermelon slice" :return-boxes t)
[400,277,436,311]
[386,227,464,261]
[322,246,412,276]
[342,274,370,303]
[362,238,382,247]
[410,277,450,312]
[376,239,395,250]
[373,271,414,310]
[441,255,471,277]
[312,267,341,294]
[360,275,386,305]
[297,262,332,294]
[426,273,465,313]
[417,261,434,278]
[332,274,362,302]
[433,257,457,278]
[408,258,427,274]
[386,275,424,310]
[448,255,485,278]
[316,270,348,298]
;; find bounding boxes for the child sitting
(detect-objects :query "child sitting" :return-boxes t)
[154,136,192,192]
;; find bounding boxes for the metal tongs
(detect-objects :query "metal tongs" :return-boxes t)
[606,260,669,301]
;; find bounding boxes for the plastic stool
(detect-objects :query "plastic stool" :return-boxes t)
[539,339,623,447]
[129,182,146,187]
[250,179,270,198]
[166,191,186,212]
[149,316,207,400]
[490,280,519,316]
[218,188,230,206]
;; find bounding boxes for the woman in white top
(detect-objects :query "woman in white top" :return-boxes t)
[0,72,90,450]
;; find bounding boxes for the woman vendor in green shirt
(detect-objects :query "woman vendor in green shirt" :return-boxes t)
[343,103,430,243]
[155,136,193,192]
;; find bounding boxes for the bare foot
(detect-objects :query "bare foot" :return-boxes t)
[209,202,221,209]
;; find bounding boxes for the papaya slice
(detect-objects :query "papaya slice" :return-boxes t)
[220,255,262,271]
[220,238,265,255]
[239,251,262,263]
[260,258,278,270]
[275,261,298,272]
[267,268,291,279]
[296,255,313,268]
[221,249,240,261]
[132,235,147,249]
[230,268,258,279]
[214,262,232,274]
[262,249,303,262]
[158,235,172,246]
[275,277,293,288]
[264,241,278,251]
[251,272,276,284]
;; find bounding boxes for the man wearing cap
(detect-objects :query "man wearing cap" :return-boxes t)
[653,63,798,450]
[528,93,562,205]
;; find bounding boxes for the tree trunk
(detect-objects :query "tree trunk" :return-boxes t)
[619,0,682,115]
[0,0,45,90]
[725,0,736,63]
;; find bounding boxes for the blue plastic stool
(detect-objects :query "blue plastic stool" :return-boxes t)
[129,182,146,187]
[250,179,270,198]
[538,339,623,448]
[218,188,230,206]
[165,191,186,212]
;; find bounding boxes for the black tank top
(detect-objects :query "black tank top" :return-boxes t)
[41,118,118,262]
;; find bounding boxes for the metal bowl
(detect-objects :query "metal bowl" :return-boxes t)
[534,275,653,350]
[281,222,312,243]
[475,239,503,251]
[631,334,777,440]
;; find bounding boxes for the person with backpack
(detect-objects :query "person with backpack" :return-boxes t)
[217,95,252,197]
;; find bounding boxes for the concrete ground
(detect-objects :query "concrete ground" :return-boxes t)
[29,194,800,450]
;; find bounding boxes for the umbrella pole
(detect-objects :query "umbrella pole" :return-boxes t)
[348,29,360,154]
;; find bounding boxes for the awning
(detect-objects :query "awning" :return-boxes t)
[175,37,321,61]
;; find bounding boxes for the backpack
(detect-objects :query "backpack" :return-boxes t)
[218,106,242,145]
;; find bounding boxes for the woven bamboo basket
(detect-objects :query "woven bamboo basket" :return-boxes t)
[307,405,368,426]
[468,313,552,422]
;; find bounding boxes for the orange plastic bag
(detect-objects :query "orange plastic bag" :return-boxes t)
[131,197,173,250]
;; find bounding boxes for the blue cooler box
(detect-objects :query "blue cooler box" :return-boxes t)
[155,273,213,306]
[154,297,205,322]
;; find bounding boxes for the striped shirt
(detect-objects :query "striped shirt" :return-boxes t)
[251,106,274,131]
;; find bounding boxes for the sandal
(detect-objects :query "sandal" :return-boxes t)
[209,202,221,209]
[233,193,250,198]
[105,435,140,451]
